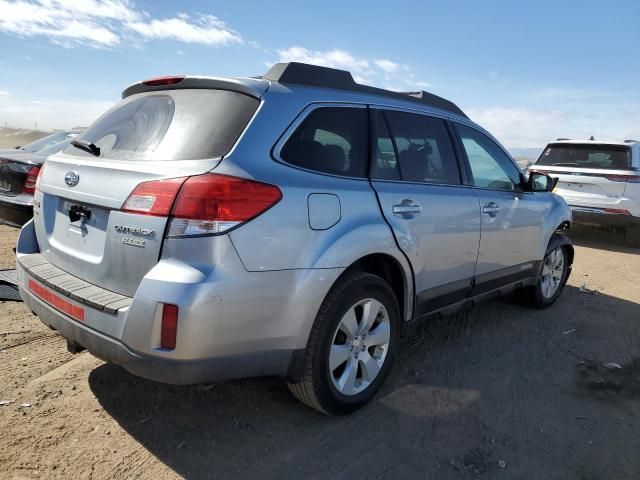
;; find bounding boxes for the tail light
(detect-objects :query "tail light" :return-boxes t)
[34,163,46,192]
[122,173,282,237]
[603,208,631,215]
[122,177,187,216]
[23,166,41,195]
[604,174,640,183]
[160,304,179,350]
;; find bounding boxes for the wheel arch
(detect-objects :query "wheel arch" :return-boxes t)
[339,252,413,322]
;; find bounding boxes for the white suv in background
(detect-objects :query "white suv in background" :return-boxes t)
[530,139,640,247]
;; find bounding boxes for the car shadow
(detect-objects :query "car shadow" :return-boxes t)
[568,224,638,254]
[89,285,640,479]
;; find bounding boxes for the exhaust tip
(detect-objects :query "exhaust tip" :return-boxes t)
[66,340,85,354]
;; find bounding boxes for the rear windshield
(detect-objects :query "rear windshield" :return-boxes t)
[64,90,259,161]
[536,144,631,170]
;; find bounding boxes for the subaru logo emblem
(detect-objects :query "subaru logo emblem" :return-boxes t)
[65,171,80,187]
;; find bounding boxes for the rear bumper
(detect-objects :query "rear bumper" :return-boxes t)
[20,282,301,384]
[16,221,338,385]
[0,195,32,227]
[570,206,640,228]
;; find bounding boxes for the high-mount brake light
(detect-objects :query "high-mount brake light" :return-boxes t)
[141,75,185,87]
[23,166,41,195]
[121,174,282,237]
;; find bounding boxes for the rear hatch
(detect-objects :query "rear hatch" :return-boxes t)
[532,143,635,206]
[0,152,41,198]
[34,86,261,297]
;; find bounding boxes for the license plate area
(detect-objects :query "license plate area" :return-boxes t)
[0,180,11,192]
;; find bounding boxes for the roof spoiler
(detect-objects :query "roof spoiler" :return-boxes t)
[262,62,468,118]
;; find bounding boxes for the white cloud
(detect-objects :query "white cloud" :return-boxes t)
[0,94,114,130]
[0,0,243,48]
[273,47,429,90]
[468,105,640,148]
[0,90,10,96]
[374,59,399,74]
[126,13,242,46]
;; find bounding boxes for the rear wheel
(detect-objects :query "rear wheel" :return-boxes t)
[287,271,399,415]
[519,238,571,308]
[625,224,640,248]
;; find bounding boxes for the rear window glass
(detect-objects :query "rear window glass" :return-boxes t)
[280,107,367,177]
[64,90,259,161]
[536,144,631,170]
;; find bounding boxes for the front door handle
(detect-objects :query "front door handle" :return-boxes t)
[393,200,422,219]
[482,202,500,217]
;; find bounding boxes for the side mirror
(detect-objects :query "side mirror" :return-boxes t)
[527,171,557,192]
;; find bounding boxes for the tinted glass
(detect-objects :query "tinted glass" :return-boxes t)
[376,110,460,185]
[281,107,367,177]
[21,131,79,152]
[536,144,631,170]
[372,111,400,180]
[37,138,75,156]
[456,124,521,191]
[64,90,259,161]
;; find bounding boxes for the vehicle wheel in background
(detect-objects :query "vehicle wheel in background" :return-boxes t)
[287,271,400,415]
[625,224,640,248]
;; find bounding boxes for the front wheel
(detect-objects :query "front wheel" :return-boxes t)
[287,271,400,415]
[519,237,571,308]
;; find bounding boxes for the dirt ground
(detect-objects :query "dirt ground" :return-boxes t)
[0,224,639,479]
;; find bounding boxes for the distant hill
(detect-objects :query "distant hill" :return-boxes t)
[0,127,52,149]
[508,147,543,169]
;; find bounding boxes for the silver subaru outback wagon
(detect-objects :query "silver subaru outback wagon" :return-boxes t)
[16,63,573,414]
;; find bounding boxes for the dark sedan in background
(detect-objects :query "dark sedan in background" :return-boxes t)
[0,130,84,227]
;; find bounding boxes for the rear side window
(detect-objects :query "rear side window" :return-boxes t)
[280,107,367,177]
[372,110,460,185]
[536,144,631,170]
[64,90,259,161]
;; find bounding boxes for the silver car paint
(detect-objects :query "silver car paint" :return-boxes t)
[16,75,571,384]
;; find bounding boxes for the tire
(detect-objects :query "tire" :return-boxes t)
[287,271,400,415]
[519,235,571,308]
[625,224,640,248]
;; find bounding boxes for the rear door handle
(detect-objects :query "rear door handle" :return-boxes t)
[482,202,500,217]
[393,201,422,218]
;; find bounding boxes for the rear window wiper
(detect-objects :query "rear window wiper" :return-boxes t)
[71,139,100,157]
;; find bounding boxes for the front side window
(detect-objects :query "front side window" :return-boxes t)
[372,110,460,185]
[280,107,367,177]
[456,124,522,191]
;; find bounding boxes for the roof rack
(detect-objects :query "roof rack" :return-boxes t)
[624,139,639,144]
[262,62,468,118]
[556,137,571,141]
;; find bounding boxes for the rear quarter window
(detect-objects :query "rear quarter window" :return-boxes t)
[64,90,259,161]
[280,107,368,178]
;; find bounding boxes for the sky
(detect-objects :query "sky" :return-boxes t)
[0,0,638,148]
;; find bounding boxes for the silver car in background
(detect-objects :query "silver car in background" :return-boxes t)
[16,63,573,414]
